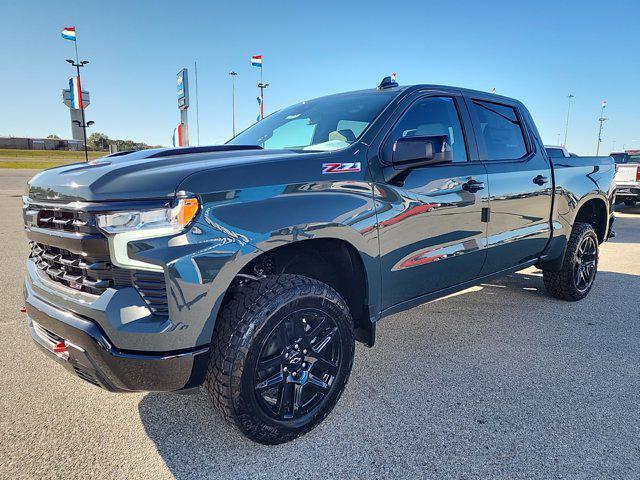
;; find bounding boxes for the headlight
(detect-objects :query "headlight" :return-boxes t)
[97,198,199,234]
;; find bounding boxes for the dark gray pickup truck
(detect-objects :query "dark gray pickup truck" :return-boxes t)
[23,78,615,444]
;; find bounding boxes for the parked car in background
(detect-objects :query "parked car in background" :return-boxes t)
[545,145,577,158]
[22,79,616,444]
[611,150,640,205]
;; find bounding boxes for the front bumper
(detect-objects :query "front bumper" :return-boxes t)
[24,282,209,392]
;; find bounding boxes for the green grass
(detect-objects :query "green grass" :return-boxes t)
[0,161,80,169]
[0,149,106,169]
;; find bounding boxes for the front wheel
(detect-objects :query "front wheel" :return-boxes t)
[543,222,599,301]
[205,274,355,444]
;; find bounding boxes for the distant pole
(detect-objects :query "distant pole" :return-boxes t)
[194,61,200,146]
[258,59,266,120]
[66,58,90,162]
[557,133,561,145]
[65,28,89,162]
[229,71,238,136]
[596,100,608,156]
[258,82,269,120]
[563,94,574,147]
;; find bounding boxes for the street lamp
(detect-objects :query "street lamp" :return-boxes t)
[72,120,94,157]
[229,71,238,137]
[563,94,574,147]
[66,59,90,161]
[258,82,269,121]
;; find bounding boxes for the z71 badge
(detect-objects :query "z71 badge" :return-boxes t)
[322,162,361,174]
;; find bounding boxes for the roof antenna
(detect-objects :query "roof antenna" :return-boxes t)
[378,73,398,90]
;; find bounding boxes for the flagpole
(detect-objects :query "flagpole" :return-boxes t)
[74,36,79,64]
[73,29,88,162]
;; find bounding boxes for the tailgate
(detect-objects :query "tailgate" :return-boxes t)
[615,164,639,183]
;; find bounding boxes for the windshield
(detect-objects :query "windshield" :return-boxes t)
[227,91,396,152]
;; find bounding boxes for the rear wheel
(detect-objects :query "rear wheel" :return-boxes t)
[205,274,354,444]
[543,222,599,301]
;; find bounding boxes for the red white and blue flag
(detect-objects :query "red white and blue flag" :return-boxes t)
[251,55,262,67]
[69,76,83,109]
[173,123,187,147]
[602,100,607,108]
[62,27,76,41]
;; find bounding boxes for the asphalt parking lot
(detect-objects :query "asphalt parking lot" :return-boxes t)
[1,169,638,480]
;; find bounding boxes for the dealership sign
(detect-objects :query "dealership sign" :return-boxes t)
[177,68,189,110]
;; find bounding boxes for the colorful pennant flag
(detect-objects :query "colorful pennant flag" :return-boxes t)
[62,27,76,41]
[251,55,262,67]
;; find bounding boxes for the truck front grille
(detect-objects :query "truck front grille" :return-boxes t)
[25,202,169,317]
[29,242,111,294]
[33,208,99,234]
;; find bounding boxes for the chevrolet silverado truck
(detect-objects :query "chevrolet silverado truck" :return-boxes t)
[23,77,616,444]
[611,150,640,205]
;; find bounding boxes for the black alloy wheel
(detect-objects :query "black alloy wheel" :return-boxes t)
[254,309,342,421]
[574,235,597,293]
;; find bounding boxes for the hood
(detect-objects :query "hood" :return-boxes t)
[27,146,305,203]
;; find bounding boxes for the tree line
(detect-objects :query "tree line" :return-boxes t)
[86,132,161,151]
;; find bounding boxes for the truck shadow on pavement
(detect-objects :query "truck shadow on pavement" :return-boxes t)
[138,269,640,479]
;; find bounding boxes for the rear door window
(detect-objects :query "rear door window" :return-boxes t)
[472,100,528,161]
[546,148,566,158]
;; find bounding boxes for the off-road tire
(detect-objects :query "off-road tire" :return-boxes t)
[204,274,355,444]
[543,222,599,301]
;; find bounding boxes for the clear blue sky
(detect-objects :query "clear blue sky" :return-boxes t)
[2,0,639,155]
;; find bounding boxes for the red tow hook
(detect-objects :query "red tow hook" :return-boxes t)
[53,341,68,355]
[19,306,27,313]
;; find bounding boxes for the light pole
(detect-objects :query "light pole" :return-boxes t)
[258,82,269,121]
[596,100,608,156]
[229,71,238,137]
[73,120,94,157]
[66,58,90,161]
[563,94,574,147]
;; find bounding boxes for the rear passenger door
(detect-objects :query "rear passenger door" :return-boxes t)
[466,97,553,274]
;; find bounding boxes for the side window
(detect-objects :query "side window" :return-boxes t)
[385,97,468,163]
[472,100,528,161]
[546,148,565,158]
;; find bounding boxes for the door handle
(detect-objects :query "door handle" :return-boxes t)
[533,175,549,186]
[462,179,485,193]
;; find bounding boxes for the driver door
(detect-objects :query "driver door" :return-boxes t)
[373,95,489,310]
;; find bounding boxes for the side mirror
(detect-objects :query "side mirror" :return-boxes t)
[392,135,452,169]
